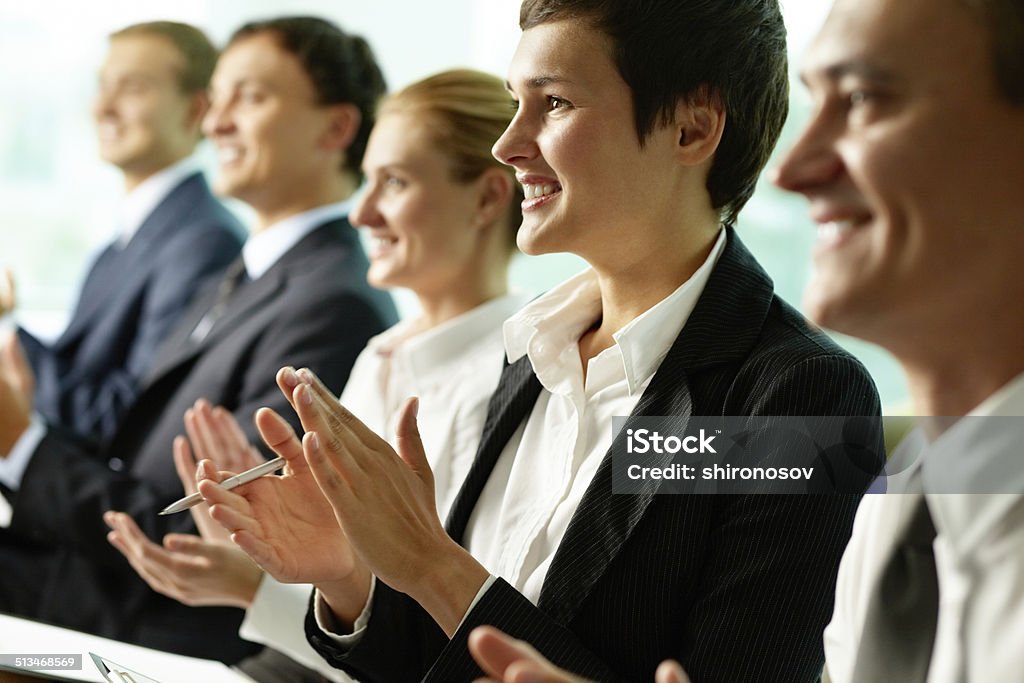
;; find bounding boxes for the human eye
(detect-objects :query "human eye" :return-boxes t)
[239,86,266,105]
[383,174,407,190]
[546,95,572,112]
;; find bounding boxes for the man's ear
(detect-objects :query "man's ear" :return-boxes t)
[187,91,210,136]
[473,167,514,231]
[320,103,362,152]
[674,88,726,167]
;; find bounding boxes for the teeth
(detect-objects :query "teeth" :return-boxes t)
[218,147,242,163]
[816,220,859,247]
[523,183,560,200]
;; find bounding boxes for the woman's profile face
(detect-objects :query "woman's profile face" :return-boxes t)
[353,113,485,295]
[492,18,684,267]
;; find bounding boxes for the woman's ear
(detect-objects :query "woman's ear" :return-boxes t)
[473,167,514,231]
[673,88,726,167]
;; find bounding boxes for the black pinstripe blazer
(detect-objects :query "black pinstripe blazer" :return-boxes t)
[307,228,883,682]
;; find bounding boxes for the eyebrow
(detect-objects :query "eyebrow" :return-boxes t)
[801,59,901,87]
[505,75,576,92]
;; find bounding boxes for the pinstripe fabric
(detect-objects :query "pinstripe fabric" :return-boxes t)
[307,228,884,682]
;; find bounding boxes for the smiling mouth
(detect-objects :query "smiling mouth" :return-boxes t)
[369,235,398,257]
[521,182,562,210]
[217,147,243,165]
[814,218,870,252]
[523,183,561,200]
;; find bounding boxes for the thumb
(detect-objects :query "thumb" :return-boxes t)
[655,661,691,683]
[196,459,234,484]
[395,397,431,478]
[162,533,209,556]
[173,437,199,495]
[255,407,308,475]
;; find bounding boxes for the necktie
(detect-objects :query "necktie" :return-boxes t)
[851,497,940,682]
[189,258,249,344]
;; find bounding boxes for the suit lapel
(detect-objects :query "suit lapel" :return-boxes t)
[535,228,777,623]
[56,174,206,349]
[141,219,353,387]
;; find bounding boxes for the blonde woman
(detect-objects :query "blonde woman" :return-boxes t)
[105,69,525,679]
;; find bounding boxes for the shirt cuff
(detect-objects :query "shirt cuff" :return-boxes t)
[0,413,45,492]
[457,574,498,632]
[313,575,377,646]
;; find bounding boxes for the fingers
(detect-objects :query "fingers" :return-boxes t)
[184,402,218,463]
[394,397,431,482]
[230,529,283,575]
[303,429,361,512]
[468,626,575,682]
[254,407,310,475]
[1,333,33,399]
[0,268,15,314]
[172,436,199,495]
[289,367,375,449]
[216,406,263,470]
[655,661,691,683]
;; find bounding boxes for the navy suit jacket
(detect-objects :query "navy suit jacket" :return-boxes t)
[1,218,397,663]
[19,172,244,443]
[307,229,884,682]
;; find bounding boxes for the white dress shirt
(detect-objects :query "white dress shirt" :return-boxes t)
[314,229,726,644]
[825,372,1024,683]
[242,293,527,681]
[115,155,202,247]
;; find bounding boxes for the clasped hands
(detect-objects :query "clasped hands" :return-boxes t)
[201,367,487,634]
[109,365,487,635]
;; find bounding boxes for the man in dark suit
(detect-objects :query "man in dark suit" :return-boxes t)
[195,2,883,681]
[3,22,244,443]
[0,17,396,664]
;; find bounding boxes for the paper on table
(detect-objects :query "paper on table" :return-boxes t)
[0,614,252,683]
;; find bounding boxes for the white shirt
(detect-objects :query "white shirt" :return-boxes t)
[115,155,202,247]
[242,293,527,681]
[0,201,352,502]
[313,228,726,650]
[825,372,1024,683]
[242,201,351,279]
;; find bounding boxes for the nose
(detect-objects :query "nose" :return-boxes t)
[202,96,234,139]
[92,86,115,121]
[773,109,845,195]
[350,183,384,228]
[491,109,537,169]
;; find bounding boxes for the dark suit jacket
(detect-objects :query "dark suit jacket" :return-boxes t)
[306,229,884,682]
[19,172,244,443]
[1,218,397,663]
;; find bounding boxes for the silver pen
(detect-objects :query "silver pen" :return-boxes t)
[158,456,285,515]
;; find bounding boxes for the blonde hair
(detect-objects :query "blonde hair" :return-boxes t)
[380,69,522,241]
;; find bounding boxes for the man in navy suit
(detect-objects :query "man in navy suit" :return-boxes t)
[0,17,396,663]
[1,22,244,443]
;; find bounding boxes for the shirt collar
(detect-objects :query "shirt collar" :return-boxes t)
[242,200,351,279]
[116,155,201,247]
[503,228,726,396]
[371,293,529,382]
[920,371,1024,554]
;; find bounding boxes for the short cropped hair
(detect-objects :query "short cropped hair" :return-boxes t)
[963,0,1024,104]
[520,0,789,226]
[111,21,218,94]
[227,17,387,180]
[380,69,523,246]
